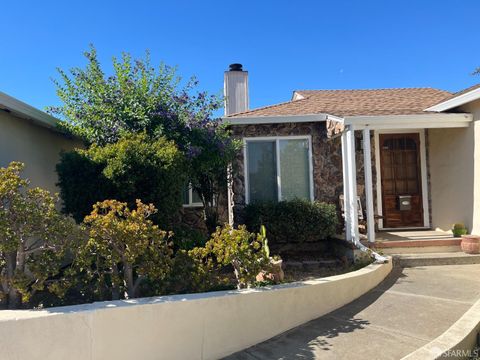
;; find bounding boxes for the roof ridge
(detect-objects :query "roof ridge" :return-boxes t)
[295,87,450,93]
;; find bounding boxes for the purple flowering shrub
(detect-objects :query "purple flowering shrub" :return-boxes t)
[51,46,240,232]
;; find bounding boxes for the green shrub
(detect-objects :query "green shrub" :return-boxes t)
[57,134,186,227]
[170,224,208,251]
[452,223,468,237]
[202,224,271,289]
[244,199,338,246]
[68,199,173,301]
[0,162,82,309]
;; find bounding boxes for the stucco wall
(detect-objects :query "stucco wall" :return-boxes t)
[458,99,480,235]
[0,111,82,194]
[428,126,475,232]
[441,98,480,235]
[0,260,391,360]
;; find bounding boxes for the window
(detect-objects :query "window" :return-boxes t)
[183,184,203,207]
[245,136,313,203]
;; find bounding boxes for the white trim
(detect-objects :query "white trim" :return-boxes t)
[363,129,375,243]
[425,87,480,112]
[182,185,203,208]
[342,127,359,242]
[222,113,343,125]
[276,139,282,201]
[374,129,430,230]
[341,133,352,239]
[345,113,472,130]
[0,91,60,129]
[243,135,314,204]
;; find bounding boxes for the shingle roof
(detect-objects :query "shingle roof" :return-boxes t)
[228,88,452,118]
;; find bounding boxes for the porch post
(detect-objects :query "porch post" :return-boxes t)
[342,126,359,242]
[341,131,352,241]
[363,128,375,243]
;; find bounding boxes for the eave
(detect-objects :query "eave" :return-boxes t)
[222,113,344,125]
[344,113,473,130]
[425,87,480,112]
[0,91,60,130]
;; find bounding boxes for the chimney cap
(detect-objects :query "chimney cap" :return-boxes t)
[229,63,243,72]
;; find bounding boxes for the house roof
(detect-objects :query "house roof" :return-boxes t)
[425,83,480,112]
[228,87,452,118]
[0,91,60,130]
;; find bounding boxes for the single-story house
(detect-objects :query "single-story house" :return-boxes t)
[223,64,480,246]
[0,91,82,194]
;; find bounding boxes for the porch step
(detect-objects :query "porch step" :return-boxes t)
[372,238,462,255]
[393,252,480,267]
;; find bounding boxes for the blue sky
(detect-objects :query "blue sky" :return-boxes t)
[1,0,479,112]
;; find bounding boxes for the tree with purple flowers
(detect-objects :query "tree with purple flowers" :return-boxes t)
[52,46,240,232]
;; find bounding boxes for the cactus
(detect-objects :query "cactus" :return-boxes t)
[260,225,270,258]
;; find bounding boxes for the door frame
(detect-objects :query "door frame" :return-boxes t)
[374,129,430,230]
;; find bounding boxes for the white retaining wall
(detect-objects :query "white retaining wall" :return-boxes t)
[0,260,392,360]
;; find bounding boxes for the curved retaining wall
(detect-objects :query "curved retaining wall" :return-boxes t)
[402,296,480,360]
[0,260,392,360]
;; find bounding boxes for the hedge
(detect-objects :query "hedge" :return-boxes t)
[244,199,338,245]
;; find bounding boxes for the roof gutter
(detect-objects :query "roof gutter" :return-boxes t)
[425,87,480,112]
[343,113,472,130]
[221,113,344,125]
[0,91,60,130]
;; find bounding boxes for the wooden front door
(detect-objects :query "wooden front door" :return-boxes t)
[379,133,424,228]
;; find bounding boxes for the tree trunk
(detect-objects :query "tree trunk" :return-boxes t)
[204,205,219,235]
[231,259,243,290]
[111,264,120,300]
[5,251,20,309]
[124,263,134,299]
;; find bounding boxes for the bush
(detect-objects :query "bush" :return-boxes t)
[0,162,82,309]
[67,199,173,301]
[170,224,208,251]
[244,199,338,246]
[57,134,186,227]
[202,224,271,289]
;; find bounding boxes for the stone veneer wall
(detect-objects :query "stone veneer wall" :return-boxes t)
[230,122,375,224]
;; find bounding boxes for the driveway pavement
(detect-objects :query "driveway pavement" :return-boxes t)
[225,264,480,360]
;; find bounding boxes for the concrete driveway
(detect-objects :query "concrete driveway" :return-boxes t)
[225,263,480,360]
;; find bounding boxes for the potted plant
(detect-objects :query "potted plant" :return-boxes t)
[461,235,480,254]
[452,223,468,237]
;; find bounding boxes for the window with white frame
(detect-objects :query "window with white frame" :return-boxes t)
[183,184,203,207]
[245,136,313,203]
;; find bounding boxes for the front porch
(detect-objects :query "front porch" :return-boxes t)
[338,112,473,258]
[370,229,461,255]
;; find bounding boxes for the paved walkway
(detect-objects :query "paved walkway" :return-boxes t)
[226,264,480,360]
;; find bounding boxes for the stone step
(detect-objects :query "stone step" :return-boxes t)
[283,259,338,271]
[393,252,480,267]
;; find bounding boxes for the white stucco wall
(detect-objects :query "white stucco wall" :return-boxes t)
[0,260,391,360]
[0,111,82,194]
[428,126,475,232]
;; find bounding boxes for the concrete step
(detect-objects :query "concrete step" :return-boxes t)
[372,238,462,255]
[393,252,480,267]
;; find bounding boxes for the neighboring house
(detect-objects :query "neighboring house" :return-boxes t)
[0,91,82,194]
[223,64,480,244]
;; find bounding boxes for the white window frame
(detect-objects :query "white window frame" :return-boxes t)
[243,135,314,204]
[182,184,203,208]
